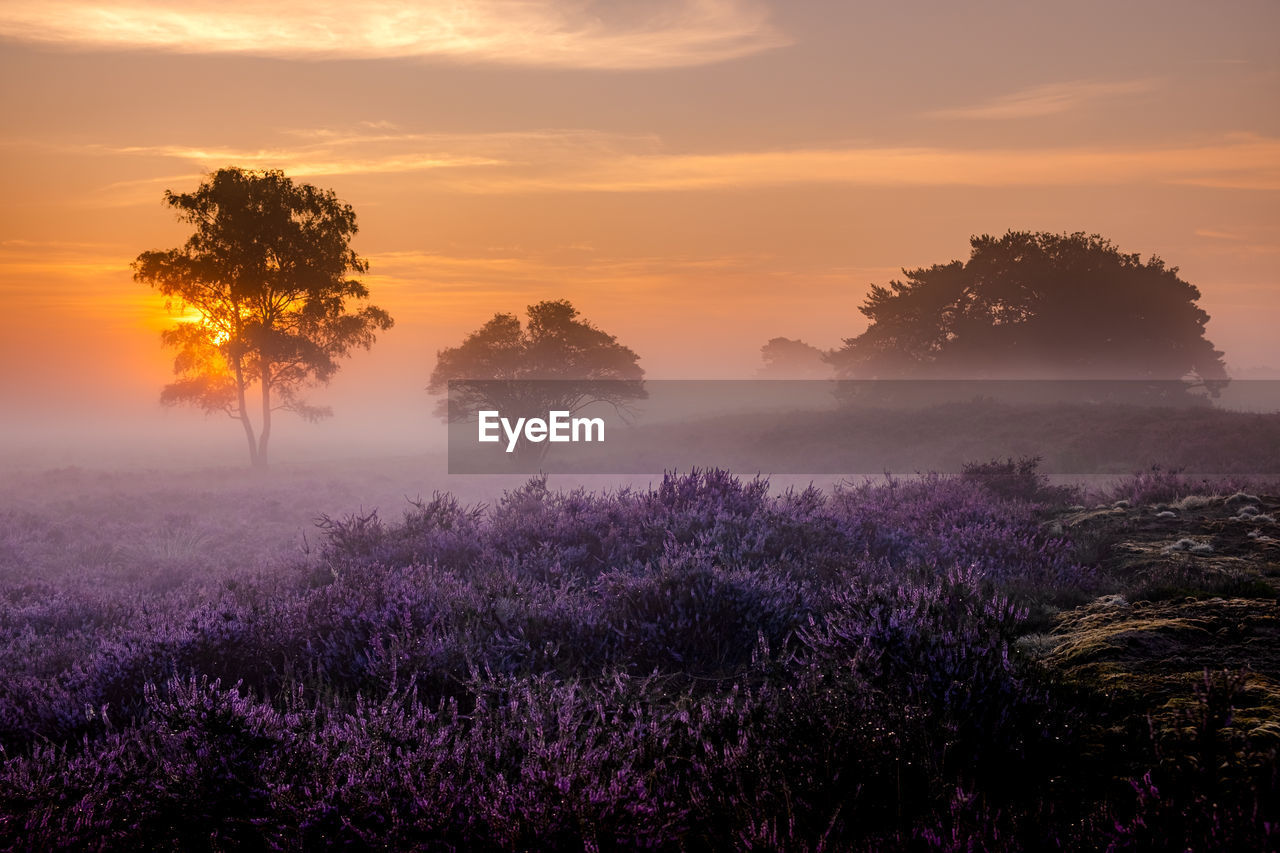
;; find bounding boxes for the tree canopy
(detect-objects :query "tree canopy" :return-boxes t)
[758,337,832,378]
[828,231,1228,385]
[429,300,645,458]
[133,167,393,468]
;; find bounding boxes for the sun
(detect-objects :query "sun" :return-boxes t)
[172,306,232,345]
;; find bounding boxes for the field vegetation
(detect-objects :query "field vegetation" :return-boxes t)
[0,462,1275,850]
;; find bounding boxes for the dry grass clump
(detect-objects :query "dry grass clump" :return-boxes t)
[1164,537,1214,555]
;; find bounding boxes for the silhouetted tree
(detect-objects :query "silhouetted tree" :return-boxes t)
[828,231,1228,390]
[429,300,645,462]
[758,337,832,378]
[134,168,393,468]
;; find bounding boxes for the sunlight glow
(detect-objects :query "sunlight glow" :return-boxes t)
[173,308,230,345]
[0,0,788,69]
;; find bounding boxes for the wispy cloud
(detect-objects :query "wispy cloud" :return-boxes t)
[1192,226,1280,258]
[929,79,1157,120]
[0,0,788,69]
[0,238,793,303]
[0,238,123,251]
[1195,228,1245,240]
[440,133,1280,193]
[95,128,657,179]
[359,247,874,328]
[365,248,779,291]
[0,242,136,317]
[68,128,1280,198]
[113,144,504,177]
[0,241,131,276]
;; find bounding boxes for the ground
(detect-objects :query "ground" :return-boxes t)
[1041,491,1280,743]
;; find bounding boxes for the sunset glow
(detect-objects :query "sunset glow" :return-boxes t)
[1,1,1277,458]
[3,7,1280,842]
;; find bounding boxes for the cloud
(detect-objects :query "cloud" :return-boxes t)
[929,79,1157,120]
[94,129,657,179]
[1192,226,1280,257]
[0,239,793,304]
[0,238,122,251]
[360,247,832,305]
[0,242,138,321]
[0,241,131,277]
[72,128,1280,199]
[365,248,779,291]
[0,0,788,69]
[113,144,504,177]
[442,133,1280,193]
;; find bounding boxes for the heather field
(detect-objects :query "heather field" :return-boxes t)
[5,1,1278,849]
[0,463,1277,850]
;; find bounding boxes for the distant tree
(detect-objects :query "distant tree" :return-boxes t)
[758,337,832,378]
[429,300,645,462]
[134,168,393,468]
[828,231,1229,390]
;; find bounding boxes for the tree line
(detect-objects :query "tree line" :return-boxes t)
[135,168,1229,467]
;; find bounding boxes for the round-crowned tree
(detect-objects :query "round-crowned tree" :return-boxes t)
[828,231,1228,387]
[134,168,393,468]
[758,337,832,378]
[429,299,645,464]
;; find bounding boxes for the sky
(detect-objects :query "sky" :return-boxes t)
[0,0,1277,464]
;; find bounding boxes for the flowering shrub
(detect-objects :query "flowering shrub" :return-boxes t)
[0,468,1272,849]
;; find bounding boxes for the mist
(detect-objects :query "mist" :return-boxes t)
[2,0,1279,846]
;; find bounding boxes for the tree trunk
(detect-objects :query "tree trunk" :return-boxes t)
[232,354,259,468]
[256,364,272,470]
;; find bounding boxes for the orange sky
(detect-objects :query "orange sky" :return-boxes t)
[1,1,1277,462]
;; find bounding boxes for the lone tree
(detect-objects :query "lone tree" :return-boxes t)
[758,337,832,378]
[828,231,1229,388]
[134,168,393,468]
[429,299,645,462]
